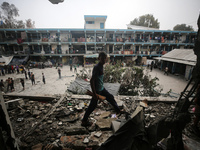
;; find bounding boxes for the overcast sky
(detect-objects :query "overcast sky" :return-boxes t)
[1,0,200,31]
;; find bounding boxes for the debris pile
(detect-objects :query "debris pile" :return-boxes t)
[5,95,182,149]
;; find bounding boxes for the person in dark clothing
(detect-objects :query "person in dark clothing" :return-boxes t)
[150,61,154,72]
[1,67,5,76]
[164,67,169,76]
[20,78,25,90]
[0,79,4,91]
[31,72,35,85]
[81,52,122,127]
[16,65,19,74]
[24,70,28,79]
[58,68,61,79]
[42,73,45,84]
[6,77,11,92]
[70,64,73,71]
[10,78,15,92]
[28,69,31,79]
[74,65,77,73]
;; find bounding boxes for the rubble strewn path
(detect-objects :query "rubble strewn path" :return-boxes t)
[1,66,199,149]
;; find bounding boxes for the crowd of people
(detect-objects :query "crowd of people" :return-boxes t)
[0,64,46,93]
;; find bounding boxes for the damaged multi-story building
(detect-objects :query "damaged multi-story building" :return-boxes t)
[0,15,197,66]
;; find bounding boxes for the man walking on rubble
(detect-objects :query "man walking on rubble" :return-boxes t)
[81,51,122,127]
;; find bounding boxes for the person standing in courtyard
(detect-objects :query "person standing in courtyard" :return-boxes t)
[164,67,169,76]
[10,78,15,92]
[150,61,154,72]
[0,79,4,91]
[74,64,77,73]
[81,52,122,127]
[28,69,31,79]
[6,77,11,92]
[70,64,72,71]
[42,73,45,84]
[31,72,35,85]
[24,69,28,79]
[20,78,25,90]
[58,68,61,79]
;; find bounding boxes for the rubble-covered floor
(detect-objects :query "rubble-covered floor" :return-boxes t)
[4,94,200,150]
[1,66,200,149]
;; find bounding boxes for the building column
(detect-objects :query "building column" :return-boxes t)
[139,45,141,54]
[41,45,45,54]
[95,32,96,42]
[172,63,175,74]
[133,45,136,54]
[112,45,114,54]
[114,32,116,42]
[106,45,109,53]
[161,61,163,70]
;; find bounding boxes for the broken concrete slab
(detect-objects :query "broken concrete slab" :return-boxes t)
[114,96,177,103]
[111,119,127,133]
[111,120,121,133]
[94,132,102,138]
[96,118,116,129]
[99,111,111,118]
[64,126,88,135]
[83,137,89,144]
[3,94,56,101]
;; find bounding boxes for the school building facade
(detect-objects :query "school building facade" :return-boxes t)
[0,15,197,65]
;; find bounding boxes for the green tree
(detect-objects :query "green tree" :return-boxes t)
[0,2,35,28]
[26,19,35,28]
[129,14,160,29]
[173,24,194,31]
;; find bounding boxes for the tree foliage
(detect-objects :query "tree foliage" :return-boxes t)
[130,14,160,29]
[25,19,35,28]
[76,62,163,97]
[0,2,35,28]
[173,24,194,31]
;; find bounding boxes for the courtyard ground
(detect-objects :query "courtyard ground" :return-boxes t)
[0,65,190,97]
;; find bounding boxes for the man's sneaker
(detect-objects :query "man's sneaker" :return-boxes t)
[81,120,93,127]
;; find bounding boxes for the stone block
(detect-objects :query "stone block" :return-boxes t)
[64,126,88,135]
[96,118,116,129]
[111,120,121,133]
[99,111,111,118]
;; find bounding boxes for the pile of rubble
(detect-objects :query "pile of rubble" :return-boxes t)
[4,93,182,150]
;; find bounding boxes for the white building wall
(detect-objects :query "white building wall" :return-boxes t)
[85,20,105,29]
[182,35,186,42]
[61,44,68,54]
[60,33,71,42]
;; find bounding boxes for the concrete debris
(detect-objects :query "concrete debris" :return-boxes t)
[111,120,121,133]
[96,118,116,129]
[5,94,196,150]
[64,126,88,135]
[99,111,111,118]
[83,137,90,144]
[94,132,102,138]
[140,99,148,108]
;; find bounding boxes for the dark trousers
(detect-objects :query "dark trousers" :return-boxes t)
[31,79,35,85]
[82,88,120,121]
